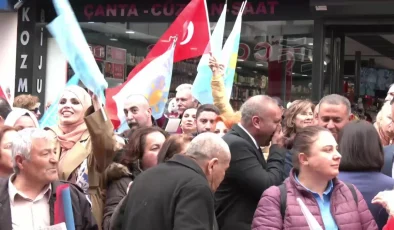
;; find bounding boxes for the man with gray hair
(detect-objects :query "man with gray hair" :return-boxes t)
[0,128,97,229]
[317,94,351,141]
[117,133,230,230]
[175,83,199,116]
[215,95,286,230]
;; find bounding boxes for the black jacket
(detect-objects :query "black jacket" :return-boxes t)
[115,154,218,230]
[0,178,97,230]
[383,145,394,177]
[215,124,286,230]
[102,163,133,230]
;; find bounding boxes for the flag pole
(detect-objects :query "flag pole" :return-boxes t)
[98,94,107,121]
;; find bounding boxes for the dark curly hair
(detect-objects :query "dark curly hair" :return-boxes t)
[121,126,168,177]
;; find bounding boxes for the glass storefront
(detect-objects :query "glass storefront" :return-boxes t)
[77,19,314,108]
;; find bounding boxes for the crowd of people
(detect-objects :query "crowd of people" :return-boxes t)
[0,56,393,230]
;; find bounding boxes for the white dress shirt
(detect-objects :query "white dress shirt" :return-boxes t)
[8,175,52,230]
[238,123,259,149]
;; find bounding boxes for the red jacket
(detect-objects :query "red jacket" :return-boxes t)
[252,170,378,230]
[384,217,394,230]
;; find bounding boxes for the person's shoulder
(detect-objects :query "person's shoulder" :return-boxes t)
[0,177,8,188]
[53,180,85,196]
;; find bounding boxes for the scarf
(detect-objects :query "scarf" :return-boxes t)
[4,108,39,128]
[55,85,92,156]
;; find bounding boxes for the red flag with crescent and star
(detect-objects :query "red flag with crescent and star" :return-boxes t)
[105,0,210,129]
[145,0,210,63]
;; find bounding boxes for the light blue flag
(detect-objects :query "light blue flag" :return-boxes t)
[192,3,227,104]
[47,0,108,104]
[221,2,246,101]
[39,75,80,128]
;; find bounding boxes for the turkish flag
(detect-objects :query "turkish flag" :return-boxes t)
[0,86,6,100]
[145,0,210,63]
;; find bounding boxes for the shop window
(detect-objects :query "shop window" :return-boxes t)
[76,20,314,108]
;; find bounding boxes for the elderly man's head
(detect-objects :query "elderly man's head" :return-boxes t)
[175,84,198,115]
[123,94,153,129]
[185,132,230,192]
[376,101,394,140]
[12,128,58,184]
[317,94,351,141]
[240,95,282,146]
[386,84,394,102]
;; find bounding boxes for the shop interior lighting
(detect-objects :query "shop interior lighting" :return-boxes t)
[256,63,264,66]
[302,74,308,76]
[110,38,118,41]
[315,5,327,11]
[308,43,313,46]
[126,30,135,34]
[88,22,95,24]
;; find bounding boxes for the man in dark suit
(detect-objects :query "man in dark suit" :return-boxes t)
[119,132,231,230]
[215,95,286,230]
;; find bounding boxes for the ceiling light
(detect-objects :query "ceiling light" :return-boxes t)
[324,61,327,65]
[110,38,118,41]
[256,63,264,66]
[126,30,135,34]
[236,67,242,69]
[237,59,244,62]
[315,5,327,11]
[88,22,95,24]
[308,43,313,46]
[302,74,308,76]
[292,72,296,75]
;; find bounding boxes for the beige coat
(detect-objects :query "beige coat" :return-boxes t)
[47,107,117,230]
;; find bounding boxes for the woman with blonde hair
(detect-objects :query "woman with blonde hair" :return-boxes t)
[283,100,315,142]
[283,100,315,177]
[374,101,394,146]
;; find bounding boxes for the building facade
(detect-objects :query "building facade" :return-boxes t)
[8,0,394,112]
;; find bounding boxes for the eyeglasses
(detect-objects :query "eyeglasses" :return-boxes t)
[30,107,40,113]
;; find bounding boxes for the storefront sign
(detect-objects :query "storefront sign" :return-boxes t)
[113,63,125,79]
[89,44,106,60]
[106,46,126,63]
[15,0,47,113]
[40,0,311,22]
[83,1,278,20]
[104,62,125,80]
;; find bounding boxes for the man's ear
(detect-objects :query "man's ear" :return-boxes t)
[15,155,25,172]
[147,107,152,115]
[349,113,355,121]
[207,158,219,176]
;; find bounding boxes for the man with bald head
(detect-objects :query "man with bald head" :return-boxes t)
[118,133,230,230]
[215,95,286,230]
[123,94,155,129]
[120,94,156,139]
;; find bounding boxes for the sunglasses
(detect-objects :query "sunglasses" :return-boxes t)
[30,107,40,113]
